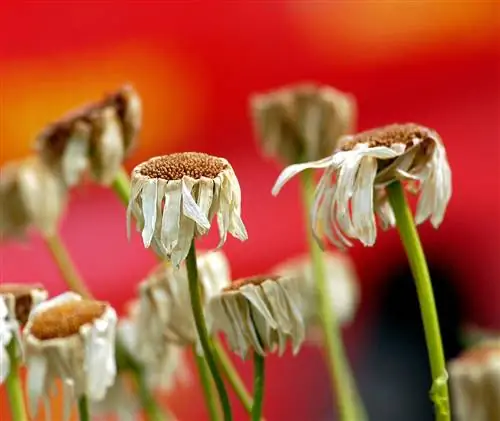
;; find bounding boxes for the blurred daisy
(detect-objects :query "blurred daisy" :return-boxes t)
[0,157,67,240]
[24,292,117,418]
[36,85,142,186]
[272,123,452,248]
[448,342,500,421]
[136,250,230,356]
[0,297,22,383]
[207,275,306,358]
[0,283,48,325]
[127,152,247,267]
[272,252,360,334]
[251,83,356,164]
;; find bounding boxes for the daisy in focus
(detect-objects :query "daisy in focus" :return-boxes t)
[127,152,247,266]
[272,123,452,248]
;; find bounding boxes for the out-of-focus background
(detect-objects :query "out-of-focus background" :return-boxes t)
[1,2,499,420]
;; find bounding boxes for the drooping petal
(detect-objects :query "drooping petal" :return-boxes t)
[161,180,182,254]
[140,179,158,247]
[181,178,210,230]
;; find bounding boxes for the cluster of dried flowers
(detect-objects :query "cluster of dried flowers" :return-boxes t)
[0,80,485,421]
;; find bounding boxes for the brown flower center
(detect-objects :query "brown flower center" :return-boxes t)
[30,300,107,340]
[0,283,46,325]
[139,153,229,180]
[340,123,436,151]
[223,275,281,292]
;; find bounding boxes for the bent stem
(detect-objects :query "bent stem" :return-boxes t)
[111,166,131,207]
[5,340,28,421]
[186,240,232,421]
[77,396,90,421]
[387,181,450,421]
[251,352,265,421]
[300,169,362,421]
[194,349,221,421]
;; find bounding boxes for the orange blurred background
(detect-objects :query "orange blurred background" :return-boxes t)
[1,2,499,420]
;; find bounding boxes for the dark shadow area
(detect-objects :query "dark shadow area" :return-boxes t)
[357,261,463,421]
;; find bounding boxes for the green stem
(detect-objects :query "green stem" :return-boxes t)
[194,349,221,421]
[5,340,28,421]
[77,396,90,421]
[300,170,362,421]
[213,338,253,413]
[251,352,265,421]
[186,240,232,421]
[387,181,450,421]
[111,166,131,206]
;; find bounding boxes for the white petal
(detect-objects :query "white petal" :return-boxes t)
[195,178,215,236]
[161,181,182,253]
[182,178,210,230]
[141,179,158,247]
[170,214,195,267]
[239,286,278,330]
[0,344,10,383]
[126,177,147,240]
[26,353,48,416]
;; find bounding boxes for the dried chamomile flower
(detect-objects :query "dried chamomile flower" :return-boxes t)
[272,252,359,330]
[273,123,452,248]
[136,250,230,358]
[207,275,306,358]
[0,297,22,383]
[0,283,48,325]
[448,342,500,421]
[36,85,142,186]
[0,157,67,240]
[128,152,247,266]
[24,292,117,418]
[251,83,356,164]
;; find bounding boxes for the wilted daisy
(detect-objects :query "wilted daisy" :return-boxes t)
[0,283,48,325]
[251,83,356,164]
[272,123,452,248]
[0,297,22,383]
[0,157,67,241]
[272,252,359,332]
[36,85,142,186]
[136,250,230,358]
[207,275,306,358]
[23,292,117,417]
[448,342,500,421]
[127,152,247,266]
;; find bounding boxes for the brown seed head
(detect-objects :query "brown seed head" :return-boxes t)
[340,123,436,151]
[139,153,229,181]
[223,275,281,292]
[0,283,46,324]
[30,299,107,340]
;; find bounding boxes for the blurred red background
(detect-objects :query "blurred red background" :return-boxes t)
[1,2,499,420]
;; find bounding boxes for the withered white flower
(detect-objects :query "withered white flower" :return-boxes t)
[251,83,356,164]
[0,157,67,240]
[0,283,48,325]
[23,292,117,418]
[207,275,306,358]
[36,85,142,186]
[448,342,500,421]
[272,252,359,331]
[0,297,22,383]
[127,152,247,266]
[136,250,230,356]
[272,123,452,248]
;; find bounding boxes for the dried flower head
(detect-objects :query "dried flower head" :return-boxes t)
[272,123,452,248]
[272,252,359,331]
[36,85,142,186]
[128,153,247,266]
[0,157,67,240]
[0,283,48,325]
[0,297,22,383]
[136,250,230,358]
[24,292,117,416]
[448,342,500,421]
[207,275,306,358]
[251,83,356,164]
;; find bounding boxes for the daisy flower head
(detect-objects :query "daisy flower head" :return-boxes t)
[207,275,306,359]
[272,123,452,248]
[23,292,117,417]
[251,83,356,165]
[0,283,48,325]
[127,152,247,267]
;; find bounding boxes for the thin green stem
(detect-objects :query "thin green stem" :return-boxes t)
[213,338,253,412]
[194,349,221,421]
[5,340,28,421]
[387,181,450,421]
[77,396,90,421]
[111,166,131,206]
[186,240,232,421]
[251,352,265,421]
[299,170,361,421]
